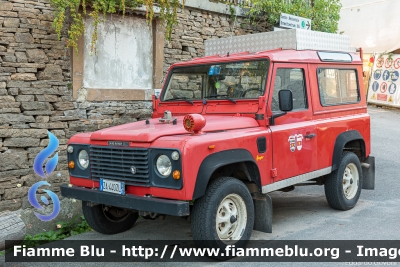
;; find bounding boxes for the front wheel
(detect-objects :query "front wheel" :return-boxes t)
[324,152,363,210]
[191,177,254,259]
[82,201,138,234]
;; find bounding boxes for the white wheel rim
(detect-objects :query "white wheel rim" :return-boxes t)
[216,193,247,241]
[342,163,359,199]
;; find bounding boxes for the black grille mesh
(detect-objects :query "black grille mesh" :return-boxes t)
[90,146,150,186]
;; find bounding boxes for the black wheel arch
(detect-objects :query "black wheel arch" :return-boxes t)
[332,130,366,171]
[192,149,262,200]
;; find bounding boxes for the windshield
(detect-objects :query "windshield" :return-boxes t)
[162,60,269,101]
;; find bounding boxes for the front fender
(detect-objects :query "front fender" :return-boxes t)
[192,149,261,199]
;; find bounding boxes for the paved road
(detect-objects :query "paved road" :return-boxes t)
[2,106,400,267]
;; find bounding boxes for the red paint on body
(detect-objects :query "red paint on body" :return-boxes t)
[67,49,371,202]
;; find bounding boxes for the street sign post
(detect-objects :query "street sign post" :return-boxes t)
[279,13,311,30]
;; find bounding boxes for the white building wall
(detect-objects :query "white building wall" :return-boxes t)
[83,15,153,89]
[339,0,400,53]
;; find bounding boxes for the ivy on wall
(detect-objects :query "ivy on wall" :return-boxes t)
[51,0,341,54]
[247,0,342,33]
[50,0,185,53]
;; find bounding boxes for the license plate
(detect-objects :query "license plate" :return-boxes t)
[100,179,125,195]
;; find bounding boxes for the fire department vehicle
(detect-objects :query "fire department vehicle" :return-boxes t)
[61,29,375,255]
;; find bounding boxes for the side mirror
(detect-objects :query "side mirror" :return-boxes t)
[152,95,158,112]
[279,89,293,112]
[269,89,293,125]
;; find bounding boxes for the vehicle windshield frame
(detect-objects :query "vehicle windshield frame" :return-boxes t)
[160,59,270,102]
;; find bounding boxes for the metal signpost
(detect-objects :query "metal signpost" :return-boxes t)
[279,12,311,30]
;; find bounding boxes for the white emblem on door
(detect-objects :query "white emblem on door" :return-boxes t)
[288,134,303,152]
[288,135,296,152]
[296,134,303,151]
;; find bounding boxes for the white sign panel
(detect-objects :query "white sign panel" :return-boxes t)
[154,89,161,98]
[367,55,400,107]
[83,15,153,90]
[280,13,311,30]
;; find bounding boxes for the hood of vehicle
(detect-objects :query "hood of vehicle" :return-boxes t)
[90,115,259,142]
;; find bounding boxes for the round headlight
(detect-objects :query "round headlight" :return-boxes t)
[171,151,179,161]
[156,155,172,177]
[78,150,89,169]
[67,145,74,153]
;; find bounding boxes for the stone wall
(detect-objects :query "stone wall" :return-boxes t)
[0,0,77,234]
[164,7,269,73]
[0,0,269,234]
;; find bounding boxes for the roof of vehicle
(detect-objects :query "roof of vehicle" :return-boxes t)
[170,49,362,69]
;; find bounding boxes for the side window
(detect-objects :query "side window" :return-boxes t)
[272,68,307,112]
[317,69,360,106]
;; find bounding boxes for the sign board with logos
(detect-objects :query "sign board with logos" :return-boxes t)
[280,13,311,30]
[367,55,400,107]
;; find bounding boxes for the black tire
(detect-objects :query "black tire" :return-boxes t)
[191,177,254,260]
[324,152,363,210]
[82,201,138,235]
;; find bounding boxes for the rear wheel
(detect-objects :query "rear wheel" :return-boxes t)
[325,152,363,210]
[82,201,138,234]
[191,177,254,259]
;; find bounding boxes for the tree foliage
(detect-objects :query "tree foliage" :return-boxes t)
[50,0,185,53]
[246,0,342,33]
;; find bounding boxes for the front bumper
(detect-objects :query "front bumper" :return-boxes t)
[60,184,190,216]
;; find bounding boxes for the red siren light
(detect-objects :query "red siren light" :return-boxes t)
[183,114,206,134]
[368,56,375,67]
[369,56,374,63]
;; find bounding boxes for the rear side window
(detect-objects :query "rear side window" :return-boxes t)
[317,69,360,106]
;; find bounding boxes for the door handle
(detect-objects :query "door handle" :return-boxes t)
[305,133,316,139]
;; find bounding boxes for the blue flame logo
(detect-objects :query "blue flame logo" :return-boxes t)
[30,131,60,221]
[28,181,60,221]
[33,132,59,178]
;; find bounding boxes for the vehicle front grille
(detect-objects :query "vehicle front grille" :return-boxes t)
[90,146,150,186]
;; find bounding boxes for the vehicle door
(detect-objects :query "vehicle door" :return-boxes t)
[267,64,318,182]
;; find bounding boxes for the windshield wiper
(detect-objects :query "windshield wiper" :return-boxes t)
[204,94,236,104]
[205,94,228,98]
[164,97,194,105]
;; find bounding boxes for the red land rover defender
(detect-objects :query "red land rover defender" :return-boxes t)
[61,29,375,253]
